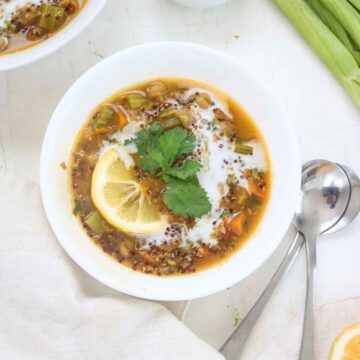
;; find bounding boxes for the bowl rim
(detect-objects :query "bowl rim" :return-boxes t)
[0,0,108,71]
[40,41,301,301]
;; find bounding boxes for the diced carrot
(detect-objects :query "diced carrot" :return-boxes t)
[229,213,246,236]
[118,109,128,129]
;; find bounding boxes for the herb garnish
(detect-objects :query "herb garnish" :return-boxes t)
[131,124,211,218]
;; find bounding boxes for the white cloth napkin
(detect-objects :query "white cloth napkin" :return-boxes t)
[0,173,223,360]
[259,297,360,360]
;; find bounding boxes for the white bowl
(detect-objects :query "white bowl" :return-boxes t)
[40,42,301,301]
[0,0,107,71]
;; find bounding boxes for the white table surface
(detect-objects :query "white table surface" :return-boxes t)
[1,0,359,359]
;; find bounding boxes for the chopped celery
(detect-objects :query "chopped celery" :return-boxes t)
[38,4,67,32]
[235,143,254,155]
[73,200,81,216]
[85,211,107,235]
[319,0,360,48]
[94,105,115,128]
[308,0,360,65]
[159,118,182,130]
[158,108,193,128]
[126,94,148,110]
[158,107,177,120]
[4,20,16,33]
[236,133,257,142]
[275,0,360,109]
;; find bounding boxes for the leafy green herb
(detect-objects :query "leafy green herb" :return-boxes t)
[165,160,202,180]
[133,124,164,173]
[107,138,118,144]
[124,138,135,145]
[134,125,196,173]
[131,124,211,217]
[163,177,211,218]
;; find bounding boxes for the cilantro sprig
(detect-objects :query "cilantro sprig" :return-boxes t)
[130,124,211,218]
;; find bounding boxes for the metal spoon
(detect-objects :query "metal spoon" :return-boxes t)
[221,160,360,360]
[294,160,359,360]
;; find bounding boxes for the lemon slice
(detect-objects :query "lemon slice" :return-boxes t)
[91,146,163,234]
[330,322,360,360]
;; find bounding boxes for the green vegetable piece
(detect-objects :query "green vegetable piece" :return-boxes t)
[319,0,360,49]
[124,138,135,145]
[94,105,115,128]
[133,125,196,173]
[234,142,254,155]
[159,118,182,130]
[236,133,257,142]
[308,0,360,65]
[346,0,360,12]
[177,130,196,156]
[275,0,360,109]
[4,20,16,33]
[126,93,148,110]
[165,160,202,180]
[73,200,81,216]
[38,4,67,32]
[85,211,107,235]
[156,127,195,169]
[133,124,164,173]
[158,107,178,120]
[163,178,211,218]
[131,123,210,218]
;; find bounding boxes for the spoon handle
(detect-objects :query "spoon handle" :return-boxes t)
[220,232,304,359]
[299,233,317,360]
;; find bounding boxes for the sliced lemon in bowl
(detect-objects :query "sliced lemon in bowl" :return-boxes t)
[330,322,360,360]
[91,146,163,234]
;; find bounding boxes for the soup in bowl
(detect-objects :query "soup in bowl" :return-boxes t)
[0,0,107,70]
[70,78,271,276]
[41,42,300,300]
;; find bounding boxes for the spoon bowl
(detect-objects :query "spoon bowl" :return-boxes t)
[326,164,360,234]
[293,160,351,235]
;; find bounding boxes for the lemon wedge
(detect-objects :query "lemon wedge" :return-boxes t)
[330,322,360,360]
[91,147,163,234]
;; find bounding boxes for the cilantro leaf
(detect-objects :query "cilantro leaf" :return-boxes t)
[130,124,211,218]
[163,177,211,218]
[178,132,196,156]
[124,138,135,145]
[134,125,196,173]
[165,160,202,180]
[157,128,196,169]
[133,124,164,173]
